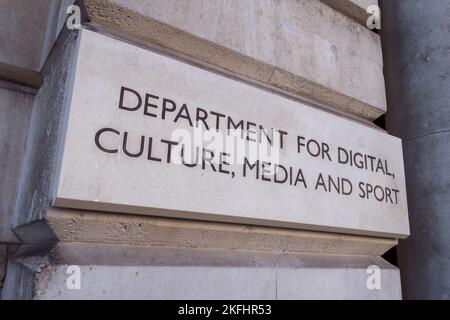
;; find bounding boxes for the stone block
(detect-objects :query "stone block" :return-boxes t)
[0,87,34,243]
[14,207,398,256]
[13,28,408,239]
[12,29,81,231]
[276,266,401,299]
[81,0,386,120]
[3,242,402,299]
[0,0,51,70]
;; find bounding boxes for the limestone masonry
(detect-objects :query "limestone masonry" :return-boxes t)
[55,29,408,238]
[10,0,450,300]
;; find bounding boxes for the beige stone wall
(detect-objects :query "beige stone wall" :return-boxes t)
[0,0,403,300]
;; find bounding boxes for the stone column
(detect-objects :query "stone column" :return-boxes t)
[381,0,450,299]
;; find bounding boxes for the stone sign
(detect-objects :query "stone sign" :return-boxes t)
[55,30,409,238]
